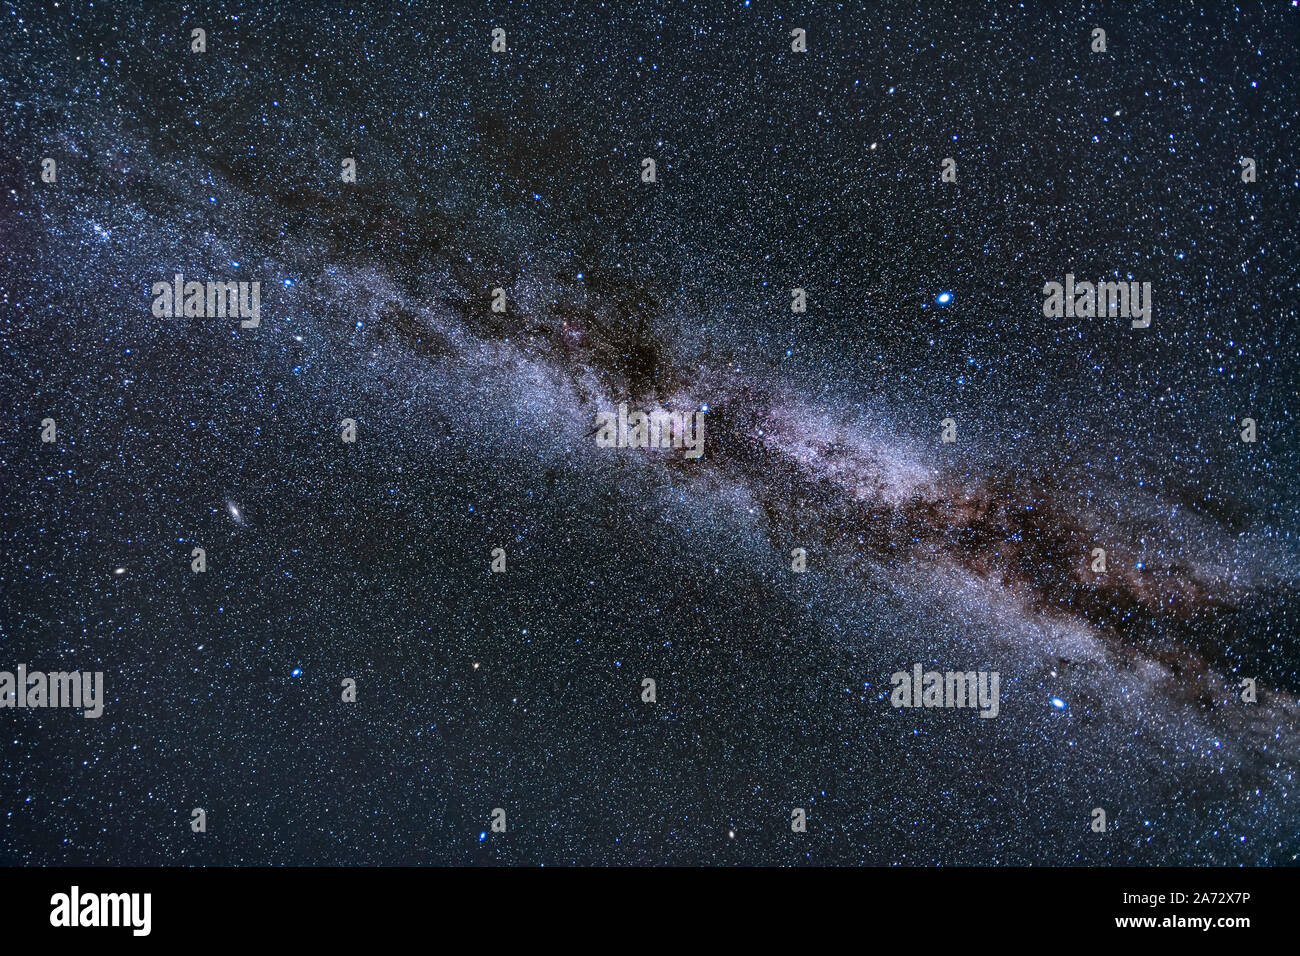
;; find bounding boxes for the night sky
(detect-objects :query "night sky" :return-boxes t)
[2,0,1298,865]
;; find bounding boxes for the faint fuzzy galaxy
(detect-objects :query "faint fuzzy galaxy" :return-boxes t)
[1,1,1298,865]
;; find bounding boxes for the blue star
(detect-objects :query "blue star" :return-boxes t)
[1050,697,1067,710]
[936,291,952,306]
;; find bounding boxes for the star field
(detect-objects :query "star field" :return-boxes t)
[1,1,1298,865]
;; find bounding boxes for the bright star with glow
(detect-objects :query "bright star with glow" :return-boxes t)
[1051,697,1067,710]
[936,291,952,305]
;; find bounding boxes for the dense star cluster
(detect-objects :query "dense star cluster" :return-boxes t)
[1,1,1297,865]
